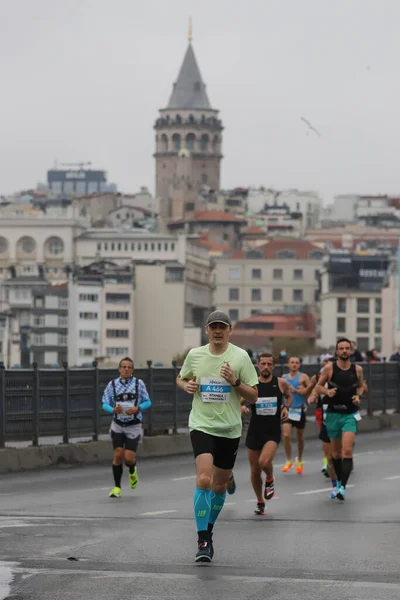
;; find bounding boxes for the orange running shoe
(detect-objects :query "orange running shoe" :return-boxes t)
[282,460,293,473]
[296,459,303,474]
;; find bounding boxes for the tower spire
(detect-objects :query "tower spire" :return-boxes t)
[188,17,192,43]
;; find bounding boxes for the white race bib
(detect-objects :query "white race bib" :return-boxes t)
[255,397,278,416]
[116,401,135,421]
[289,407,302,422]
[322,403,328,421]
[200,377,230,403]
[353,411,362,422]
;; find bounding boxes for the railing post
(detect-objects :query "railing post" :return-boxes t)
[0,362,5,449]
[147,360,153,436]
[32,362,40,447]
[366,362,373,416]
[62,361,70,444]
[382,358,387,415]
[172,360,178,435]
[93,361,100,442]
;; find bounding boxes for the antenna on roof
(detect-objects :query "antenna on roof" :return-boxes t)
[188,17,193,42]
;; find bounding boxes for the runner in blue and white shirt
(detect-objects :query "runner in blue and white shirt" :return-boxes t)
[102,356,151,498]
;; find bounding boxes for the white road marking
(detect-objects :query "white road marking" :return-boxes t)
[138,510,178,516]
[171,475,196,481]
[384,475,400,480]
[294,485,355,496]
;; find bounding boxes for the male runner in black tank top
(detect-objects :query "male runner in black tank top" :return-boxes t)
[316,338,364,501]
[241,353,292,515]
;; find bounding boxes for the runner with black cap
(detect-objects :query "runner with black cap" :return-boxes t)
[177,311,258,562]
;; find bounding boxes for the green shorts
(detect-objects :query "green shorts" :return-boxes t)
[325,412,358,439]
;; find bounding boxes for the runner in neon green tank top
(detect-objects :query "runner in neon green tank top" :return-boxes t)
[177,311,258,563]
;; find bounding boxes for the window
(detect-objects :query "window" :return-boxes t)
[79,294,99,302]
[293,289,303,302]
[151,243,155,251]
[171,243,175,251]
[79,312,98,320]
[107,347,129,356]
[357,318,369,333]
[337,298,346,313]
[158,243,162,251]
[0,237,8,254]
[251,288,262,301]
[79,348,94,357]
[19,236,36,254]
[356,337,369,353]
[375,298,382,314]
[337,317,346,332]
[124,243,128,251]
[308,250,325,260]
[35,297,44,308]
[20,311,30,326]
[251,309,263,316]
[229,309,239,321]
[357,298,370,313]
[46,237,64,255]
[293,269,303,280]
[106,311,129,320]
[229,288,239,301]
[97,243,101,251]
[106,329,129,338]
[111,243,115,251]
[131,243,135,251]
[59,298,68,309]
[252,268,261,280]
[315,269,320,281]
[375,318,382,334]
[201,173,208,184]
[273,289,282,301]
[32,334,45,345]
[228,268,240,280]
[118,243,121,251]
[105,293,130,304]
[144,243,148,251]
[276,249,296,259]
[58,334,67,346]
[164,243,168,251]
[273,269,283,280]
[223,233,229,241]
[79,330,98,339]
[165,268,184,282]
[374,337,382,352]
[33,315,45,327]
[104,243,108,251]
[58,316,68,327]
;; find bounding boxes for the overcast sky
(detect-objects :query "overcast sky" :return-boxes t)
[1,0,400,202]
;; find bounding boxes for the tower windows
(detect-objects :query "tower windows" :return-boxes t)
[161,134,168,152]
[175,114,182,124]
[200,134,209,152]
[188,114,195,123]
[172,134,181,150]
[201,174,208,184]
[212,135,219,153]
[186,133,195,150]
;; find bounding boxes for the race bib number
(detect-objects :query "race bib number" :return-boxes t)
[200,377,230,403]
[289,407,302,422]
[353,411,362,422]
[322,403,328,421]
[117,401,135,421]
[255,397,278,416]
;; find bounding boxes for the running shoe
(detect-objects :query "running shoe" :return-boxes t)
[323,469,330,479]
[336,485,346,501]
[109,486,121,498]
[227,473,236,495]
[254,502,266,516]
[264,477,275,500]
[329,487,337,499]
[296,459,303,474]
[195,538,213,562]
[282,460,293,473]
[129,471,139,489]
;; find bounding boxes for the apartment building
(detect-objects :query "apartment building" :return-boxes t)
[30,284,68,366]
[319,250,390,352]
[213,239,325,323]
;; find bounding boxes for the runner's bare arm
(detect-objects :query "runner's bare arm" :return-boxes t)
[315,364,334,397]
[293,373,311,396]
[303,374,317,396]
[278,378,293,407]
[355,365,365,399]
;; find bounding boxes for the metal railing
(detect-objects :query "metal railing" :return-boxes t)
[0,360,399,448]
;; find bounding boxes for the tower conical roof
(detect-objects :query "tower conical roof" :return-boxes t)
[167,43,212,110]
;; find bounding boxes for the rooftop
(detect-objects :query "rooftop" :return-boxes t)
[166,43,212,110]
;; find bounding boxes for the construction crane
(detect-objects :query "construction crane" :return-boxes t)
[60,161,92,169]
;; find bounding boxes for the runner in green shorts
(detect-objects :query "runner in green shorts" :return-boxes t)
[316,338,364,501]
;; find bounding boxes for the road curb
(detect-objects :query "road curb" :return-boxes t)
[0,414,399,474]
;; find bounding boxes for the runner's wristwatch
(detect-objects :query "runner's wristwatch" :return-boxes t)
[232,379,241,387]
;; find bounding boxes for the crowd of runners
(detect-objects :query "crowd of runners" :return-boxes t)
[102,310,365,563]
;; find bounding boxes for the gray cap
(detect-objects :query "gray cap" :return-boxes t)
[206,310,232,327]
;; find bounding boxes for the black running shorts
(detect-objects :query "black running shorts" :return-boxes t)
[245,428,281,451]
[318,423,331,444]
[111,430,140,452]
[190,430,240,470]
[286,409,306,430]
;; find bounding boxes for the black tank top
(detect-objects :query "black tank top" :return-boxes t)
[327,362,358,414]
[248,377,283,433]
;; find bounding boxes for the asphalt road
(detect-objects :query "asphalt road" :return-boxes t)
[0,430,400,599]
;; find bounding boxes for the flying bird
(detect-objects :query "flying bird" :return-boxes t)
[301,117,321,137]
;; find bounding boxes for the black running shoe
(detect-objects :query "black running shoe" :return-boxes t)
[227,473,236,495]
[264,477,275,500]
[254,502,266,516]
[195,537,213,563]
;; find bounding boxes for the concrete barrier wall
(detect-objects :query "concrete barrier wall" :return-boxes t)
[0,414,399,474]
